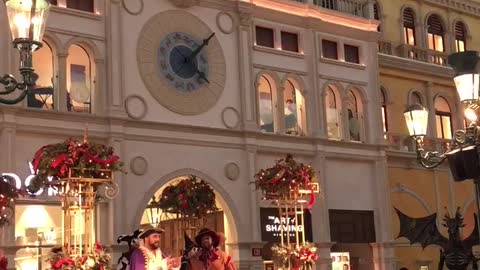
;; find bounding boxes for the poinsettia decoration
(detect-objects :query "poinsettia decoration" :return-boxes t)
[47,242,111,270]
[0,177,24,226]
[29,138,124,192]
[159,176,217,217]
[271,243,318,270]
[253,154,316,203]
[0,256,7,270]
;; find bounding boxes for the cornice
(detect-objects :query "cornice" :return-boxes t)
[424,0,480,18]
[379,53,454,80]
[1,107,387,158]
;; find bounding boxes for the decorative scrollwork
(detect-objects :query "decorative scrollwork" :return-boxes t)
[103,182,119,199]
[121,0,144,15]
[0,74,19,94]
[454,130,467,145]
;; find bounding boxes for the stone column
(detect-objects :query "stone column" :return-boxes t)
[370,242,397,270]
[107,127,125,244]
[425,82,436,139]
[316,242,335,270]
[57,53,68,112]
[237,2,258,131]
[94,59,106,115]
[277,86,286,134]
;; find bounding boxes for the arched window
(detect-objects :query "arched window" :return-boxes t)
[455,21,467,52]
[380,87,388,135]
[410,92,423,106]
[29,40,54,110]
[347,90,363,141]
[325,85,342,140]
[403,8,416,45]
[284,79,306,136]
[67,44,94,113]
[435,97,452,139]
[374,1,380,32]
[427,14,445,52]
[258,75,276,133]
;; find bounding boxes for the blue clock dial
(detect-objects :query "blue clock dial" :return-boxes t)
[157,32,209,93]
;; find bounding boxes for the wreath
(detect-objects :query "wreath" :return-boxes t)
[253,154,316,203]
[47,243,111,270]
[0,177,24,226]
[29,138,124,192]
[158,176,217,217]
[271,243,318,270]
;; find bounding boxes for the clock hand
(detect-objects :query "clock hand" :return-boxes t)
[194,66,209,84]
[186,33,215,63]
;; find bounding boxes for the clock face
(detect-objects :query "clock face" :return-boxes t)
[158,32,209,93]
[137,10,226,115]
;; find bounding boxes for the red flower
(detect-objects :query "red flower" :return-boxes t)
[95,242,102,251]
[53,258,74,269]
[180,200,188,209]
[177,194,184,199]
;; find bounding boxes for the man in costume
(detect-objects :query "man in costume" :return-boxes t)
[187,228,236,270]
[130,224,179,270]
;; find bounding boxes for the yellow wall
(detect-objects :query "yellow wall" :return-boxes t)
[378,0,480,51]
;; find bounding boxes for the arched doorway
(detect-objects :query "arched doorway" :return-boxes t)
[139,174,237,256]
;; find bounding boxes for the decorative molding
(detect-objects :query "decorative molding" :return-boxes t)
[224,162,240,181]
[121,0,144,15]
[424,0,480,18]
[253,45,305,59]
[253,64,308,76]
[169,0,199,8]
[46,27,105,42]
[125,95,147,120]
[391,183,433,214]
[130,156,148,175]
[379,54,454,79]
[221,107,240,129]
[318,74,368,87]
[216,11,235,34]
[319,57,367,70]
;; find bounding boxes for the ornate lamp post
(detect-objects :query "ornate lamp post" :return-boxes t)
[145,196,162,227]
[404,50,480,252]
[0,0,50,104]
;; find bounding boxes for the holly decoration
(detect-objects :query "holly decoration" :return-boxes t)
[47,242,111,270]
[29,138,124,193]
[0,177,24,227]
[253,154,316,200]
[159,176,217,217]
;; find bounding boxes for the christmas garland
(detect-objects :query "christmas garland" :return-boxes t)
[47,243,111,270]
[0,256,7,270]
[159,176,217,217]
[0,177,24,227]
[253,154,316,204]
[29,138,124,192]
[271,243,318,270]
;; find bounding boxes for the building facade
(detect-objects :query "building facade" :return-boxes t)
[0,0,411,270]
[378,0,480,269]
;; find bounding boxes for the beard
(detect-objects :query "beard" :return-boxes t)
[146,241,160,249]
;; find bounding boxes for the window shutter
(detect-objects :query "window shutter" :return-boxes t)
[455,21,466,40]
[427,14,444,35]
[403,8,415,28]
[255,26,274,48]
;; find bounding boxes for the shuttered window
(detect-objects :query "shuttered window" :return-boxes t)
[256,26,274,48]
[344,44,359,64]
[455,21,467,52]
[281,31,299,53]
[322,40,338,60]
[427,14,444,51]
[67,0,94,12]
[403,8,416,45]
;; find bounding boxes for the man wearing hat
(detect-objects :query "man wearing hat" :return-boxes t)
[130,224,179,270]
[187,228,236,270]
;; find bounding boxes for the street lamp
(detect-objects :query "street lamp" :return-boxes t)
[404,50,480,254]
[145,196,162,227]
[0,0,50,104]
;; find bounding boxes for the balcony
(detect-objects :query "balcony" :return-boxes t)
[291,0,371,19]
[379,41,450,67]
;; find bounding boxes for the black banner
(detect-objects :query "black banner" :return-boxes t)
[260,207,313,243]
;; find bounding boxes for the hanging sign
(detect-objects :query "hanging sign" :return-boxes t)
[259,207,313,243]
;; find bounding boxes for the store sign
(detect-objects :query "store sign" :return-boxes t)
[260,207,313,243]
[331,252,351,270]
[2,162,58,196]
